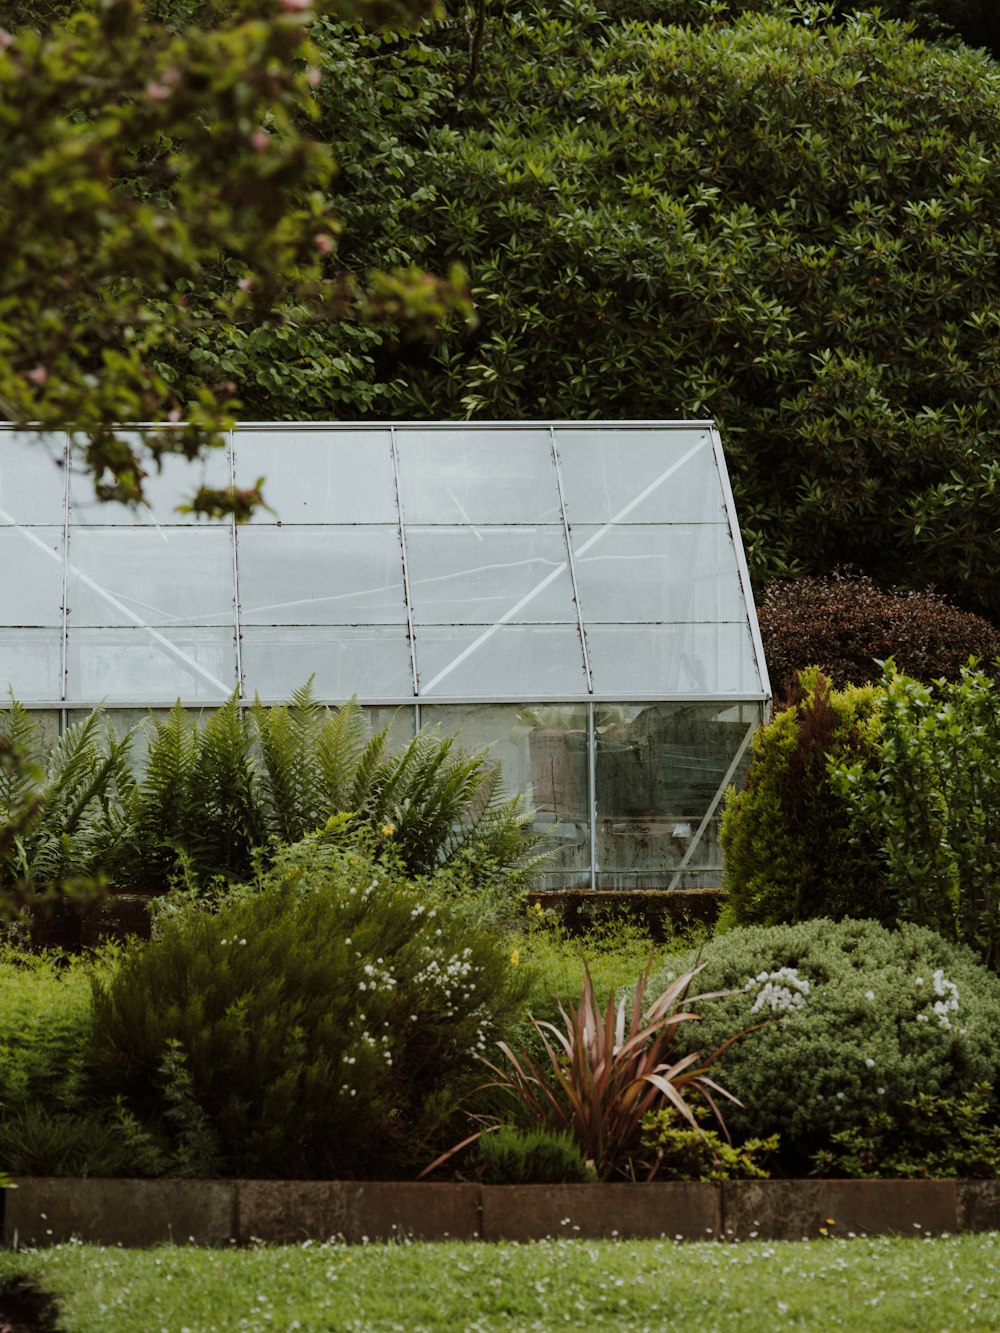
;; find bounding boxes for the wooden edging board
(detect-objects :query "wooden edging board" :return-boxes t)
[3,1178,999,1248]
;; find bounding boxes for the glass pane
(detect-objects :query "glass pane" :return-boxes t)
[570,524,744,623]
[0,630,63,700]
[405,526,576,624]
[555,427,718,523]
[3,707,62,752]
[0,431,66,524]
[65,627,236,703]
[420,703,592,883]
[240,626,414,701]
[233,429,398,524]
[395,428,562,523]
[595,703,760,890]
[68,432,231,525]
[67,528,235,626]
[0,528,64,625]
[586,622,765,696]
[416,624,588,698]
[237,526,406,625]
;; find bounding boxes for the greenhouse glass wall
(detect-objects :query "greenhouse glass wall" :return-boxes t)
[0,421,770,889]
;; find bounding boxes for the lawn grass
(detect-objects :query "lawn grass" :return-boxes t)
[0,1234,996,1331]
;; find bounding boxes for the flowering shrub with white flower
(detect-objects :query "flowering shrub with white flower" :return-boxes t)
[90,836,530,1179]
[649,917,1000,1174]
[745,966,810,1015]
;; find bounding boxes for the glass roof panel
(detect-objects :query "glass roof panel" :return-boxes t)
[237,525,406,625]
[416,624,588,697]
[66,627,236,703]
[240,626,413,700]
[405,526,577,624]
[395,428,562,523]
[569,524,746,623]
[0,629,63,698]
[67,528,234,626]
[585,622,764,695]
[0,528,64,626]
[0,432,66,524]
[68,431,231,525]
[555,427,719,523]
[234,428,397,524]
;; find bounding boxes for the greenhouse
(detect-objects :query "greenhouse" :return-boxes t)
[0,420,770,890]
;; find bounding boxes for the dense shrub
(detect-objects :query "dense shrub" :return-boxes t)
[759,571,1000,701]
[651,918,1000,1173]
[720,669,884,928]
[168,5,1000,619]
[89,840,531,1178]
[831,662,1000,971]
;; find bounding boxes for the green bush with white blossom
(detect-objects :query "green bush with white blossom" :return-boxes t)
[89,836,530,1179]
[651,918,1000,1173]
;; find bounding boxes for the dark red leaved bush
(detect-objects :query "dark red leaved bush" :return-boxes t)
[759,571,1000,702]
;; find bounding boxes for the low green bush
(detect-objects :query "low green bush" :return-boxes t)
[720,669,885,928]
[479,1126,595,1184]
[651,918,1000,1173]
[89,839,531,1179]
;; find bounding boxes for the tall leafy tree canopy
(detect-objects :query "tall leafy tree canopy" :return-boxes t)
[0,0,469,514]
[3,1,1000,618]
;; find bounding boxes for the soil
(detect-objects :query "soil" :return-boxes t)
[0,1278,60,1333]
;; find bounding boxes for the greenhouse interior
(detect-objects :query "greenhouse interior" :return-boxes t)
[0,421,770,890]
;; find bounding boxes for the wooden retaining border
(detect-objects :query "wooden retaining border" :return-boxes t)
[3,1178,999,1248]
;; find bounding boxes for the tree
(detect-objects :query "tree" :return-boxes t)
[235,2,1000,617]
[0,0,471,515]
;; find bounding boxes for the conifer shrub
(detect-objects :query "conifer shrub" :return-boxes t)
[759,572,1000,703]
[89,839,531,1179]
[720,669,884,928]
[651,918,1000,1173]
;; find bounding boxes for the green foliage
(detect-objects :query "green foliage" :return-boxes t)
[831,661,1000,970]
[639,1105,778,1182]
[0,947,95,1113]
[812,1085,1000,1180]
[759,571,1000,702]
[652,918,1000,1172]
[122,686,545,900]
[89,843,531,1177]
[720,669,884,927]
[479,1125,595,1184]
[0,0,466,516]
[249,6,1000,618]
[0,700,132,912]
[477,962,741,1180]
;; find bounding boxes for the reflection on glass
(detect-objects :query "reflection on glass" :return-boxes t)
[595,703,761,889]
[406,526,576,625]
[420,703,591,887]
[570,524,743,624]
[586,622,763,696]
[234,430,397,524]
[555,428,717,524]
[0,432,66,524]
[0,630,63,699]
[67,627,236,702]
[68,432,231,525]
[395,428,562,524]
[0,528,64,625]
[240,626,414,701]
[416,624,588,698]
[67,528,234,626]
[237,526,406,625]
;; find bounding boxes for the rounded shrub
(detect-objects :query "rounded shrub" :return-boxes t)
[720,668,885,927]
[89,838,531,1178]
[759,571,1000,702]
[652,918,1000,1171]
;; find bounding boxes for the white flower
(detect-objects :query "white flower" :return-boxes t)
[865,1058,875,1068]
